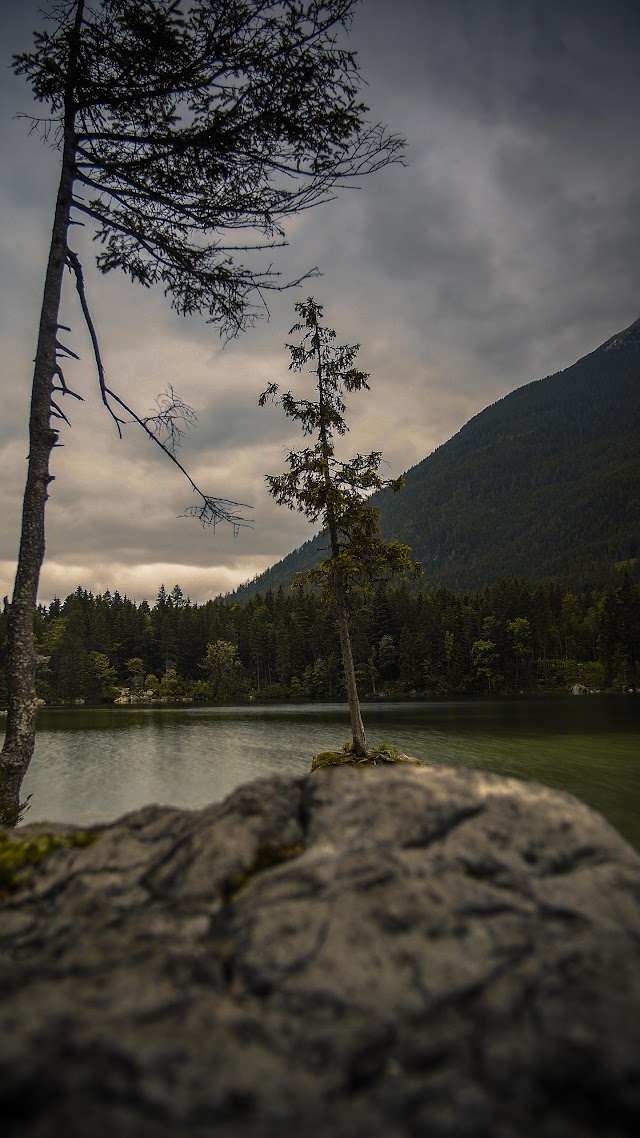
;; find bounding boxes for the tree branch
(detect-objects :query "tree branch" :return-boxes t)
[65,245,251,532]
[66,246,125,437]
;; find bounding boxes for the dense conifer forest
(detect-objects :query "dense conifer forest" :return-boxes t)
[1,578,638,705]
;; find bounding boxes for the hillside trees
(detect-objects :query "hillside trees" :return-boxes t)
[1,0,404,820]
[260,298,420,755]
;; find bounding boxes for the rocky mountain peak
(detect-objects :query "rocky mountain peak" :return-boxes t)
[598,315,640,354]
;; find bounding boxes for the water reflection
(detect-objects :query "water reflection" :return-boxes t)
[21,697,640,850]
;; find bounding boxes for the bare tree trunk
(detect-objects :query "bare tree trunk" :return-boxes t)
[333,577,368,756]
[0,2,82,824]
[314,336,368,758]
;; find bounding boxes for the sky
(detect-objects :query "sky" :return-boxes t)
[1,0,639,606]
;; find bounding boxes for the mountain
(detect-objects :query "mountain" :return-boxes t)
[234,317,640,598]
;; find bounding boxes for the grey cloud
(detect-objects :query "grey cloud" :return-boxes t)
[44,503,310,573]
[340,0,640,389]
[359,0,640,129]
[2,0,640,603]
[191,384,299,454]
[360,161,493,285]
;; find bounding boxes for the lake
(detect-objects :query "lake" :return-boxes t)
[19,696,640,851]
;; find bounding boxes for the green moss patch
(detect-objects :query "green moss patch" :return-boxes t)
[0,830,98,894]
[225,842,305,903]
[311,743,424,772]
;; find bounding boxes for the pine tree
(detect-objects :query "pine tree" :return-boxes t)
[260,298,420,755]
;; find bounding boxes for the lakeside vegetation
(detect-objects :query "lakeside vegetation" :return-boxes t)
[1,577,638,706]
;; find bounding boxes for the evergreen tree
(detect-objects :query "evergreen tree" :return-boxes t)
[260,298,420,755]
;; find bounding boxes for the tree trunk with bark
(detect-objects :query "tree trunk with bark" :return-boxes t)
[333,576,368,756]
[316,339,368,758]
[0,2,82,824]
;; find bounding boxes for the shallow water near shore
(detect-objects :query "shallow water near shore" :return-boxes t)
[19,695,640,851]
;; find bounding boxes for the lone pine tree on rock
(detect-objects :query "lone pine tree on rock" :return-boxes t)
[1,0,404,822]
[261,298,420,756]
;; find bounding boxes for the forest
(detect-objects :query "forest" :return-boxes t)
[1,577,638,705]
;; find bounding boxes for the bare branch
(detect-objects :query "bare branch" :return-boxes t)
[50,399,72,426]
[52,363,83,400]
[66,246,124,437]
[141,385,196,456]
[55,339,80,360]
[65,245,251,530]
[105,384,252,531]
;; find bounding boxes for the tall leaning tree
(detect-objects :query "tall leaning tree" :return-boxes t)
[261,299,420,756]
[1,0,404,822]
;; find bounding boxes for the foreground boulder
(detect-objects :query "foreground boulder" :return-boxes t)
[1,763,640,1137]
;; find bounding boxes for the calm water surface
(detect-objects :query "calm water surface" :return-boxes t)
[20,697,640,850]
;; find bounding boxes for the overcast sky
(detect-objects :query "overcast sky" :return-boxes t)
[1,0,639,606]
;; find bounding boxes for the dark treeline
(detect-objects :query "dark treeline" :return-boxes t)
[0,578,639,705]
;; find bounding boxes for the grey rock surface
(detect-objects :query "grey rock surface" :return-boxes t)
[2,763,640,1138]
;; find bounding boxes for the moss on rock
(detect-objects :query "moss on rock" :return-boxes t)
[0,830,98,894]
[310,744,424,772]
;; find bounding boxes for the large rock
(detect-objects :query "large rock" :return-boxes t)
[2,763,640,1137]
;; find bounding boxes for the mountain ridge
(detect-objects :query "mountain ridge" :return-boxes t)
[233,317,640,599]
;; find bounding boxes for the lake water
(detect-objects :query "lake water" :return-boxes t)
[19,696,640,851]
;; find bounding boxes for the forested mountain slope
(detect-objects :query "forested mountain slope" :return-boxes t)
[236,316,640,597]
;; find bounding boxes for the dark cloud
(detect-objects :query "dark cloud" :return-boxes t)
[357,0,640,125]
[343,0,640,383]
[1,0,639,601]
